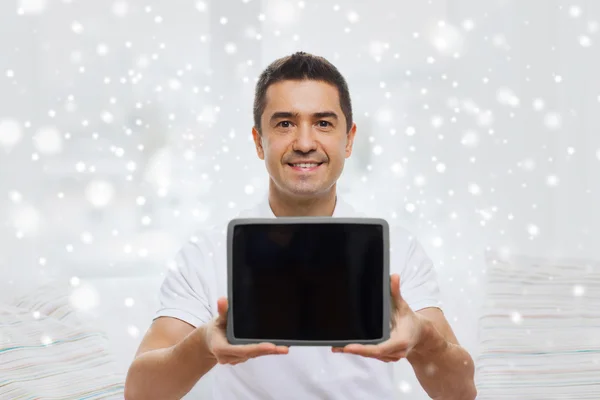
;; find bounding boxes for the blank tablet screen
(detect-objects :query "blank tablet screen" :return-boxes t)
[230,222,385,342]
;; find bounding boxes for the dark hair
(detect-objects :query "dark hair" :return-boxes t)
[253,51,353,134]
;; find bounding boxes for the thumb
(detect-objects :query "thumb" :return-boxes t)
[216,297,229,325]
[390,274,403,306]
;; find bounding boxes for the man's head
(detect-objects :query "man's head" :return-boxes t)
[252,52,356,199]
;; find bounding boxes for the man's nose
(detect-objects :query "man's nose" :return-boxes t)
[293,124,317,153]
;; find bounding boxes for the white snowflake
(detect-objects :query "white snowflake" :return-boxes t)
[9,190,23,203]
[414,175,426,187]
[128,325,140,338]
[40,335,52,346]
[573,285,585,297]
[97,43,109,56]
[510,311,523,324]
[544,112,562,129]
[520,158,536,171]
[81,232,93,244]
[0,118,23,148]
[224,42,237,54]
[546,175,559,187]
[347,11,359,23]
[579,35,592,47]
[195,1,206,12]
[391,163,405,177]
[431,116,443,128]
[368,41,388,60]
[376,108,392,124]
[12,205,41,236]
[532,98,545,111]
[33,127,62,155]
[398,380,412,393]
[69,284,99,311]
[267,1,297,24]
[75,162,86,172]
[496,88,520,107]
[71,21,84,34]
[431,23,463,55]
[18,0,47,14]
[85,180,116,208]
[462,19,475,31]
[468,183,481,195]
[527,224,540,238]
[461,131,479,148]
[569,6,582,18]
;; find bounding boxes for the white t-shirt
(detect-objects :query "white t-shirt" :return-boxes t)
[154,195,442,399]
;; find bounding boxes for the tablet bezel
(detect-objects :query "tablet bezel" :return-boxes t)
[226,217,391,347]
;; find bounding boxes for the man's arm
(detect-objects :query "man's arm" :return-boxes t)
[407,307,477,400]
[124,317,217,400]
[332,275,476,400]
[125,298,288,400]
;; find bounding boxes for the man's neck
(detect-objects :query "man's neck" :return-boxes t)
[267,184,337,217]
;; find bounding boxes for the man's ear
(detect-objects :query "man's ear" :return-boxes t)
[345,123,357,158]
[252,126,265,160]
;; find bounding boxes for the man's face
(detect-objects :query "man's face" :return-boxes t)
[252,79,356,198]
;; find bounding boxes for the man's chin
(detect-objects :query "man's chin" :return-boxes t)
[281,183,327,197]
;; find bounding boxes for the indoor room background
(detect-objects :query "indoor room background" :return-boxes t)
[1,0,599,398]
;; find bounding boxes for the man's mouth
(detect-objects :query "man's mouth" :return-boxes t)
[288,162,324,171]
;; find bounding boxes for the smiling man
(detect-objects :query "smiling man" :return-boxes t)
[125,52,477,400]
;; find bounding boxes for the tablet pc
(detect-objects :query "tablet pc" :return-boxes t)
[226,217,390,347]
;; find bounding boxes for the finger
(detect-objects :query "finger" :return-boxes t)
[341,344,383,358]
[217,297,229,318]
[225,342,287,358]
[390,274,402,303]
[246,343,289,357]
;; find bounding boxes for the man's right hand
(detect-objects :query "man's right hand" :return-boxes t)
[205,297,289,365]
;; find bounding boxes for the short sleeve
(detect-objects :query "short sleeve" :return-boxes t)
[153,236,215,328]
[392,228,443,312]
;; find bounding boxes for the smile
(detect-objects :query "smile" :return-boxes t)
[287,162,323,172]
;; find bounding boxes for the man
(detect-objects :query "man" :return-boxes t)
[124,52,477,400]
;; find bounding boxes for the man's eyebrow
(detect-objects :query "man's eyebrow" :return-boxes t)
[270,111,299,123]
[269,111,339,123]
[313,111,339,120]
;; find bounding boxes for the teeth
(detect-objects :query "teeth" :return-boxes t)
[292,163,319,168]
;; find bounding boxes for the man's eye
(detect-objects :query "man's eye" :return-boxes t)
[278,121,292,128]
[318,121,331,127]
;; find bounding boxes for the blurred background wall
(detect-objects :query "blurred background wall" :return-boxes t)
[1,0,599,397]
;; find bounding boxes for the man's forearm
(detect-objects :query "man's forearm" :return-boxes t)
[407,318,477,400]
[125,324,217,400]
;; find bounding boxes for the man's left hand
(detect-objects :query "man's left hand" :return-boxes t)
[331,274,425,362]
